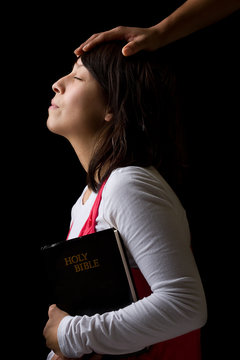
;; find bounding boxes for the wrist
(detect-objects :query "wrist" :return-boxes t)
[57,315,84,358]
[148,21,172,49]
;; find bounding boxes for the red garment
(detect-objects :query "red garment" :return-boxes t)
[77,181,201,359]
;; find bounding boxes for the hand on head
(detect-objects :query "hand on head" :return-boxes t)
[74,0,240,58]
[74,26,160,57]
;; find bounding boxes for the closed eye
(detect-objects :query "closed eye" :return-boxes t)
[74,76,83,81]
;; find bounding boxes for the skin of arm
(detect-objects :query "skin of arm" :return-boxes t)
[75,0,240,56]
[150,0,240,48]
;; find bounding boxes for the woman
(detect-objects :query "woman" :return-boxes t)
[43,41,207,359]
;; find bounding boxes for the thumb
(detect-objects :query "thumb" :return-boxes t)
[122,40,143,56]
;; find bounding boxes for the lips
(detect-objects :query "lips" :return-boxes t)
[49,99,59,110]
[51,99,59,108]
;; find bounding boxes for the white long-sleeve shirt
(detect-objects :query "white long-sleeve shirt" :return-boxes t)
[48,166,207,359]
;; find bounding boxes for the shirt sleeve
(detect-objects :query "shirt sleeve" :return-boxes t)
[57,168,207,358]
[46,350,55,360]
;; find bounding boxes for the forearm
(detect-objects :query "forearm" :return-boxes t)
[151,0,240,47]
[58,285,206,358]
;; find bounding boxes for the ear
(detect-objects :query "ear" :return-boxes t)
[104,112,113,122]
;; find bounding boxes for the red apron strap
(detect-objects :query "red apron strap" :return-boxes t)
[79,180,108,237]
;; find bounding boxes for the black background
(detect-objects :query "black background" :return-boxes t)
[4,1,239,359]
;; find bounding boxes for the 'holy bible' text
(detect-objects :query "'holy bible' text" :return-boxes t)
[64,253,100,273]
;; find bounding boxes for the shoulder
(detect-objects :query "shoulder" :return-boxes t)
[102,166,182,210]
[104,166,164,191]
[102,166,151,202]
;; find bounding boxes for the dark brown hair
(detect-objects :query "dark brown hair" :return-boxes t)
[81,41,186,192]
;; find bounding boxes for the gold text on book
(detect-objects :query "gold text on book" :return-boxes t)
[64,253,100,273]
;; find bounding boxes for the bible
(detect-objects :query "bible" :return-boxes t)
[41,228,138,316]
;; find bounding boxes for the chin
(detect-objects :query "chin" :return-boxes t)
[46,116,62,135]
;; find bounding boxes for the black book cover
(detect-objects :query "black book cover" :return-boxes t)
[41,228,138,316]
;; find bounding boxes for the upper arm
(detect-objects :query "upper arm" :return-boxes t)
[101,169,195,289]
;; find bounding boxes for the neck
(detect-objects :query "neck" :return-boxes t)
[68,137,95,173]
[68,134,110,186]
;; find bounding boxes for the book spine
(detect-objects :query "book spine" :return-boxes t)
[114,230,138,302]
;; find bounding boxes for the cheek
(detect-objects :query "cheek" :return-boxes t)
[67,92,105,135]
[47,87,106,137]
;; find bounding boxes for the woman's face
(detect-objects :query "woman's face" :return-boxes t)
[47,58,108,142]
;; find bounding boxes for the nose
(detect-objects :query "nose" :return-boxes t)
[52,77,65,94]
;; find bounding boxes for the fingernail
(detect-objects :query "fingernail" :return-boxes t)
[122,47,129,56]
